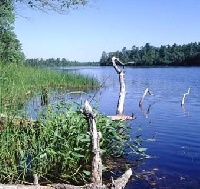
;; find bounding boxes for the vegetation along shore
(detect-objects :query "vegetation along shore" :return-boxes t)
[0,62,99,113]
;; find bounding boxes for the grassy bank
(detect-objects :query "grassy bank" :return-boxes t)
[0,63,99,113]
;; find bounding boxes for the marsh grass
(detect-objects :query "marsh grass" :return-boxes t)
[0,62,99,113]
[0,102,131,184]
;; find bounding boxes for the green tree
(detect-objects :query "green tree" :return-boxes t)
[0,0,24,63]
[100,51,108,66]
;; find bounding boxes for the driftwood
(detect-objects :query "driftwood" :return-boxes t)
[111,57,134,121]
[181,88,190,106]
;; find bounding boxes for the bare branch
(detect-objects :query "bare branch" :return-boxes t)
[139,88,152,106]
[83,100,102,186]
[181,88,190,106]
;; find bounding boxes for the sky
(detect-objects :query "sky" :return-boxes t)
[14,0,200,62]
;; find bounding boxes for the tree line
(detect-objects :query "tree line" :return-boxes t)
[25,58,99,67]
[100,42,200,66]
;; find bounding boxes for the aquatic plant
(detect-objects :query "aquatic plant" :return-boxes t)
[0,102,136,184]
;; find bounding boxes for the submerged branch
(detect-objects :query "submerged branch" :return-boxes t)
[139,88,152,106]
[181,88,190,106]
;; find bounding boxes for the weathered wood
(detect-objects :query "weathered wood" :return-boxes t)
[111,57,134,121]
[82,100,132,189]
[83,100,102,186]
[111,168,132,189]
[108,115,135,121]
[139,88,152,106]
[112,57,125,116]
[181,88,190,106]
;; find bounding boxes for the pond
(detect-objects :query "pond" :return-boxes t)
[26,66,200,188]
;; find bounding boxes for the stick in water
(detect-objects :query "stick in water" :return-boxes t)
[139,88,152,106]
[181,88,190,106]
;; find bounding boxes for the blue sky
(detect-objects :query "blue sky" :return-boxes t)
[14,0,200,62]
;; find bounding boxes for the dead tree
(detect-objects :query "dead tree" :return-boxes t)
[112,56,125,115]
[109,57,134,121]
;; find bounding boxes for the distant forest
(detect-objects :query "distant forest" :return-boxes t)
[25,58,99,67]
[100,42,200,66]
[25,42,200,67]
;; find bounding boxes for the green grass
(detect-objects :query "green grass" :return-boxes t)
[0,62,99,113]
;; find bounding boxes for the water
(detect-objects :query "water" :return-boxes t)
[27,66,200,188]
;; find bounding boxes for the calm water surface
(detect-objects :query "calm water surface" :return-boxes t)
[27,66,200,188]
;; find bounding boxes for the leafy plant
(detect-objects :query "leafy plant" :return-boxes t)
[0,102,136,184]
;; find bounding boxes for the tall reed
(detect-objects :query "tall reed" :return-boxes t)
[0,62,98,113]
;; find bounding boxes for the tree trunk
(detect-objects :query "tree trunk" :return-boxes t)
[110,57,134,121]
[112,57,125,116]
